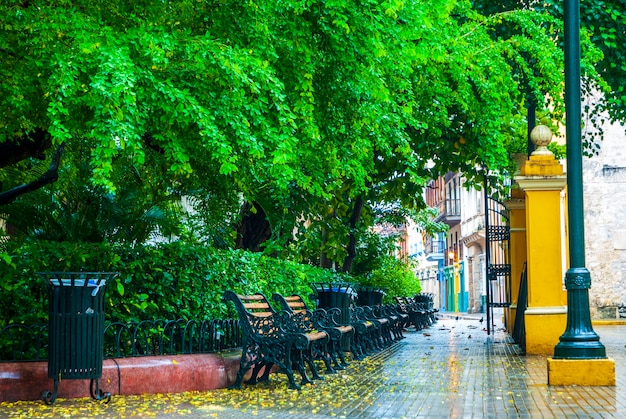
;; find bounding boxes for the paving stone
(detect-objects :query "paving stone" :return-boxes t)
[2,315,624,418]
[175,315,626,418]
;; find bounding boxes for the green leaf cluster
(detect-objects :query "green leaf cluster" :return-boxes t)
[0,240,346,325]
[358,257,422,303]
[1,0,584,195]
[351,230,422,302]
[546,0,626,123]
[1,0,611,297]
[473,0,623,155]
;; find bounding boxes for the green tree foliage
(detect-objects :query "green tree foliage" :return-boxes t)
[361,256,422,303]
[472,0,624,150]
[0,137,240,245]
[2,0,583,193]
[351,230,422,302]
[544,0,626,123]
[1,144,182,244]
[0,1,607,276]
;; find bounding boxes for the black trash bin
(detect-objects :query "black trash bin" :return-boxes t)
[355,286,386,306]
[311,283,355,351]
[38,271,118,405]
[311,283,355,326]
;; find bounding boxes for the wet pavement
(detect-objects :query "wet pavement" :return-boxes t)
[2,315,624,418]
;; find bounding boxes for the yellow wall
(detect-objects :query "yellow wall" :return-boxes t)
[515,154,568,355]
[505,189,527,334]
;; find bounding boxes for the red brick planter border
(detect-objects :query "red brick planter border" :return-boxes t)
[0,352,242,402]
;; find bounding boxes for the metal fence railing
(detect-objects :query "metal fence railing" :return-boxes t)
[0,318,242,362]
[0,323,48,362]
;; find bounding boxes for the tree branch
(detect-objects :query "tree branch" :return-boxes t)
[142,133,165,154]
[0,144,65,206]
[0,128,52,169]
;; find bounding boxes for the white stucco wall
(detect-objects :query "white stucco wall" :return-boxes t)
[583,120,626,317]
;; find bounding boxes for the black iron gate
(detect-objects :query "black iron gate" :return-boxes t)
[484,186,511,335]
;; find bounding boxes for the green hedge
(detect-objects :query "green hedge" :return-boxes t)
[358,256,422,303]
[0,240,341,326]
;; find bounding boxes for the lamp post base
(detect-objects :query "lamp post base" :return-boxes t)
[554,339,606,359]
[554,267,607,359]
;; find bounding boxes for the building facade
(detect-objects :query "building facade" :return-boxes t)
[419,172,484,313]
[419,118,626,319]
[583,120,626,318]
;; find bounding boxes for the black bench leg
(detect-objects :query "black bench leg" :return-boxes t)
[291,354,314,387]
[323,354,337,373]
[351,335,365,360]
[330,347,346,370]
[304,347,324,380]
[317,344,336,374]
[337,347,349,367]
[285,363,302,390]
[245,363,262,385]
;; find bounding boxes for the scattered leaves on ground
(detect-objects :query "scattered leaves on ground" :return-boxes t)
[0,358,385,418]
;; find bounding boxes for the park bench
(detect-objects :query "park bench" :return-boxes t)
[350,305,384,356]
[272,293,353,370]
[414,293,438,325]
[223,291,330,390]
[383,303,410,336]
[273,292,397,363]
[394,296,429,330]
[267,293,337,374]
[378,304,406,341]
[360,305,394,347]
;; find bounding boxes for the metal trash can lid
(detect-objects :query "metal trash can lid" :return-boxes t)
[311,282,356,295]
[38,272,118,296]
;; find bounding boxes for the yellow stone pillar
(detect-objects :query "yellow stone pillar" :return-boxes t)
[504,188,526,335]
[515,130,568,355]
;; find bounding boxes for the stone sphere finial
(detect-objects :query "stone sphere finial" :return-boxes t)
[530,124,554,156]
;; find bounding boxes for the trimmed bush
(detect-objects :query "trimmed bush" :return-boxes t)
[0,240,338,325]
[358,256,422,303]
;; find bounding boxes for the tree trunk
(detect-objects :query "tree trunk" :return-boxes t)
[319,226,334,269]
[235,202,271,252]
[341,195,365,273]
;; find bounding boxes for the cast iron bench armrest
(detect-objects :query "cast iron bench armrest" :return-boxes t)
[272,293,353,370]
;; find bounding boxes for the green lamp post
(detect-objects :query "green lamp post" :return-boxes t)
[553,0,606,359]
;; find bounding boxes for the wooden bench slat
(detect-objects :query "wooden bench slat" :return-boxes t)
[242,302,272,310]
[305,331,328,341]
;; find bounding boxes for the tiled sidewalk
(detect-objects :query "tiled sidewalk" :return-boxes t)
[350,319,625,418]
[2,317,624,418]
[184,317,626,418]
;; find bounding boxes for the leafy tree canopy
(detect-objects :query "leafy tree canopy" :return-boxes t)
[544,0,626,124]
[0,0,608,268]
[473,0,625,137]
[2,0,594,189]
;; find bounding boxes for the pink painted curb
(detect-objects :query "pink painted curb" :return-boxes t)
[0,352,242,402]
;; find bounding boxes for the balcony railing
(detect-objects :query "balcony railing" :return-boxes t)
[445,198,461,216]
[434,198,461,226]
[425,238,446,261]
